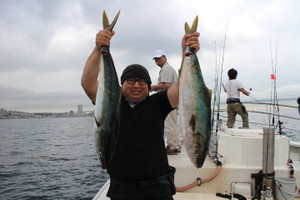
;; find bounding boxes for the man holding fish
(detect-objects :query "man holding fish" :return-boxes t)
[81,11,200,200]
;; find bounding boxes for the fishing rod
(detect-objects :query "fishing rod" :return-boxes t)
[210,21,229,161]
[211,41,219,131]
[269,40,282,133]
[215,20,229,127]
[246,90,283,134]
[209,41,220,161]
[246,92,272,106]
[211,39,224,129]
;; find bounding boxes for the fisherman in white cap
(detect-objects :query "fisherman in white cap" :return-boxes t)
[151,50,181,155]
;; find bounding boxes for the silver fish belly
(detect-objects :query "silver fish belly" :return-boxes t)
[179,48,211,168]
[94,45,121,170]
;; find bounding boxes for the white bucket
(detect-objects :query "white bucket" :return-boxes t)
[275,177,298,200]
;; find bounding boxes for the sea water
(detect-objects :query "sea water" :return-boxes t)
[0,101,299,200]
[0,117,108,200]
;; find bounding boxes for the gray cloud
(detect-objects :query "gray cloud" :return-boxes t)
[0,0,299,112]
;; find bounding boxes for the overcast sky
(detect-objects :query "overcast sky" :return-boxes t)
[1,0,299,112]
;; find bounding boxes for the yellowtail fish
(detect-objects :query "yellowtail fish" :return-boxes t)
[178,16,212,168]
[94,10,121,169]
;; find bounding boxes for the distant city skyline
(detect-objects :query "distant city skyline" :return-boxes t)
[0,105,93,119]
[0,104,93,114]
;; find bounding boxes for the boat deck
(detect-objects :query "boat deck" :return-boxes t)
[169,147,245,199]
[174,192,243,200]
[168,138,300,200]
[93,131,300,200]
[93,180,249,200]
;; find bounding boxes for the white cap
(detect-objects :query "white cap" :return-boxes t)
[153,50,165,59]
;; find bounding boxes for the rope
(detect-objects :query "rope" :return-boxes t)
[176,165,222,192]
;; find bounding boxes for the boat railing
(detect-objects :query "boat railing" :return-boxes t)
[212,102,300,136]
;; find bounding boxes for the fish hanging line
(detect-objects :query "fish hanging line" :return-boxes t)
[269,39,282,134]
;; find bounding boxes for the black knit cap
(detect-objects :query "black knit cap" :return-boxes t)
[120,64,152,90]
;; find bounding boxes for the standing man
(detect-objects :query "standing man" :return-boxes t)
[81,27,200,200]
[151,50,181,155]
[225,68,250,128]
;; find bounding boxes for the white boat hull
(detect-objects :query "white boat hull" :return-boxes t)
[93,128,300,199]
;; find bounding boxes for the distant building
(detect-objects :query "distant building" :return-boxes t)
[69,110,75,117]
[0,108,7,116]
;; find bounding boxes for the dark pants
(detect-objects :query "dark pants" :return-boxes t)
[108,167,176,200]
[111,197,173,200]
[227,103,249,128]
[108,181,174,200]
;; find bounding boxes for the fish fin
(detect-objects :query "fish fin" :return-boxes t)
[208,89,213,101]
[106,10,120,31]
[185,15,198,34]
[94,116,101,127]
[185,22,191,34]
[184,15,198,53]
[189,114,196,132]
[102,10,120,31]
[190,15,198,33]
[102,11,109,30]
